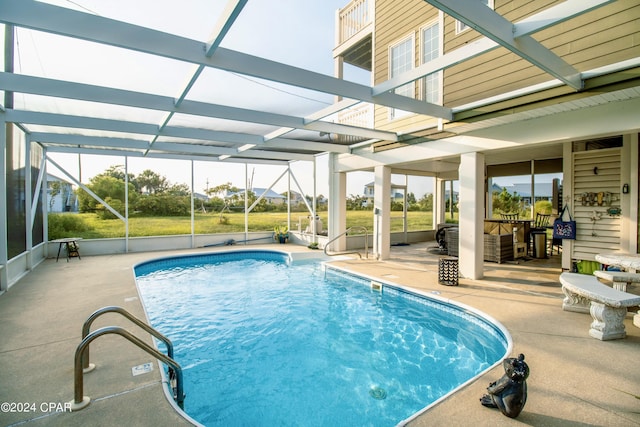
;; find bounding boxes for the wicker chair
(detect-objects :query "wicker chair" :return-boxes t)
[500,213,519,220]
[533,213,551,229]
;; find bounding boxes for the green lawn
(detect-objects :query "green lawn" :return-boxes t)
[48,210,447,239]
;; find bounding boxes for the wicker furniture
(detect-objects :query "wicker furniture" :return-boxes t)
[445,229,513,263]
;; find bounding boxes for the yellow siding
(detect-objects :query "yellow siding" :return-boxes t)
[372,0,640,125]
[374,0,439,132]
[443,0,640,106]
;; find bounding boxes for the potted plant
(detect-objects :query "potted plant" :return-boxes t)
[274,225,289,243]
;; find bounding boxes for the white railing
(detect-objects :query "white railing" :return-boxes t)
[336,103,373,143]
[338,103,373,128]
[338,0,371,43]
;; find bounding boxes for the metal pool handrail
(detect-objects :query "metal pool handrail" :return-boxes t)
[323,226,369,259]
[69,326,185,411]
[80,305,174,372]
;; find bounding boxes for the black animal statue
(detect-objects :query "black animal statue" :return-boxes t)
[480,353,529,418]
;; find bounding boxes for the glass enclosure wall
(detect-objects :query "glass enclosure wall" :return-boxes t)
[6,125,26,259]
[5,128,45,259]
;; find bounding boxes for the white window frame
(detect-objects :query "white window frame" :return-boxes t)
[388,34,415,121]
[419,16,443,106]
[456,0,494,34]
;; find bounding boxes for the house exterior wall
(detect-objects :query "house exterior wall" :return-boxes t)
[47,181,78,213]
[371,0,640,134]
[444,0,640,107]
[373,0,441,133]
[334,0,640,266]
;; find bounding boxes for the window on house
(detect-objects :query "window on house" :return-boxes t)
[389,36,414,120]
[421,21,440,104]
[456,0,493,34]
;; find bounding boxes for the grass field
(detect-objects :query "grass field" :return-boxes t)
[48,210,451,239]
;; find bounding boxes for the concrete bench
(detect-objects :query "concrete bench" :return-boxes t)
[593,270,640,292]
[559,272,640,340]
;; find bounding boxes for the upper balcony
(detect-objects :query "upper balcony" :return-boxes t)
[333,0,373,71]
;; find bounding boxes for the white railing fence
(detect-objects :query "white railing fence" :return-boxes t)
[338,0,371,43]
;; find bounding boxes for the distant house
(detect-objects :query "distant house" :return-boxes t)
[47,173,78,212]
[228,188,286,205]
[287,190,306,206]
[495,183,553,206]
[363,182,405,207]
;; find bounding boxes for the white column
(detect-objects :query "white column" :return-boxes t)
[434,177,446,228]
[0,112,8,292]
[561,142,573,271]
[621,134,637,254]
[373,165,391,260]
[459,152,485,279]
[334,56,344,103]
[25,134,33,270]
[328,153,346,251]
[190,160,195,248]
[124,157,129,253]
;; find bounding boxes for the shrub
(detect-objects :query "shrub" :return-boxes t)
[96,198,124,220]
[48,213,90,240]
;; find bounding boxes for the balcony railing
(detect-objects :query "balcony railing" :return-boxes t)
[338,0,372,44]
[335,103,373,144]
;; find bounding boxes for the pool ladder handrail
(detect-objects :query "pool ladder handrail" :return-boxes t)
[323,226,369,259]
[80,305,174,372]
[69,306,184,411]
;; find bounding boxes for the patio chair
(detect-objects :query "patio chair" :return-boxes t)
[500,213,519,220]
[532,213,551,229]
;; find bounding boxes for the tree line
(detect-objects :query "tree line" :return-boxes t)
[77,166,326,218]
[76,166,539,219]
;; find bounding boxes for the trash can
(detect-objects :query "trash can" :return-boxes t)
[438,257,459,286]
[533,232,547,259]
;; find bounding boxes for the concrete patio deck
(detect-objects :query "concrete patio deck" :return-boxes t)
[0,243,638,427]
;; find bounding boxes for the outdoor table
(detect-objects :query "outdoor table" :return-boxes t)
[51,237,82,262]
[595,253,640,271]
[595,253,640,330]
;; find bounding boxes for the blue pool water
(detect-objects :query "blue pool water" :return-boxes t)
[134,250,509,427]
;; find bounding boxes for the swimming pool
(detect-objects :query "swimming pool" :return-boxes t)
[134,250,510,426]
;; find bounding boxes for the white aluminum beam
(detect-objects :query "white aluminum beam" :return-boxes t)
[30,132,150,150]
[32,131,314,161]
[263,138,350,153]
[157,0,248,154]
[6,109,350,154]
[151,141,314,161]
[206,0,248,55]
[45,145,290,165]
[0,0,451,119]
[423,0,582,89]
[6,109,159,135]
[374,38,498,96]
[513,0,616,37]
[0,73,397,141]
